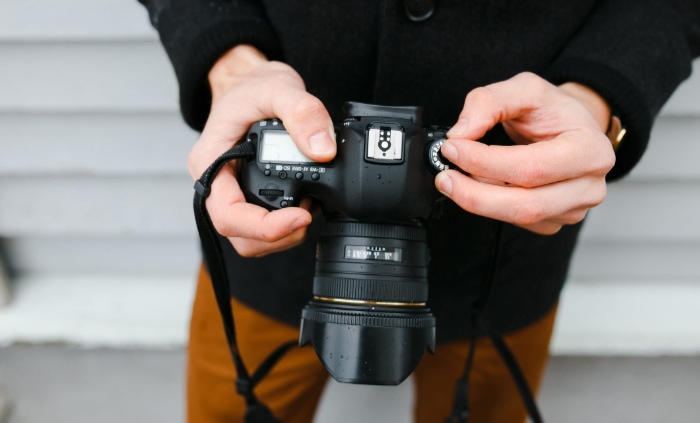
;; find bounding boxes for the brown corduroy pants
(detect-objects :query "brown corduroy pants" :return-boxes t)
[188,265,557,423]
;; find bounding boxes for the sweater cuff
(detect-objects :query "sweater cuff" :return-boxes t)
[541,58,652,181]
[173,20,284,131]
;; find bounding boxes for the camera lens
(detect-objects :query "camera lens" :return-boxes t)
[299,220,436,385]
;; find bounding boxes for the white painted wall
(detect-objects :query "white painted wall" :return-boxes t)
[1,0,699,356]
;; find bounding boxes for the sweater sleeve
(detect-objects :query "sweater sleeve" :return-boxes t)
[541,0,700,180]
[138,0,283,130]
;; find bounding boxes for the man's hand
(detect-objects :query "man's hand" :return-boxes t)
[187,45,336,257]
[435,72,616,235]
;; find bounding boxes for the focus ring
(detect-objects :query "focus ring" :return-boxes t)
[322,222,426,241]
[313,276,428,302]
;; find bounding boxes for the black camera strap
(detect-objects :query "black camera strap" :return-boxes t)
[193,141,295,423]
[444,220,544,423]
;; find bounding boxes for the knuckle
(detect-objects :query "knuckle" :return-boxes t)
[211,217,234,238]
[255,228,280,243]
[517,161,549,187]
[232,242,258,258]
[588,133,617,175]
[451,179,480,211]
[514,72,550,99]
[515,72,545,89]
[288,96,326,124]
[540,225,563,235]
[561,210,588,225]
[510,202,546,226]
[467,86,497,108]
[588,183,608,207]
[573,210,589,223]
[286,228,308,246]
[267,69,303,93]
[601,149,617,173]
[514,71,539,85]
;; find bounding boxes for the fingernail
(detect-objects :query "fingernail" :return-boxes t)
[435,171,453,196]
[290,216,310,233]
[309,131,336,156]
[447,118,469,137]
[440,141,458,161]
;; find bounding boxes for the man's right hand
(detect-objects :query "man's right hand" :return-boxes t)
[187,45,336,258]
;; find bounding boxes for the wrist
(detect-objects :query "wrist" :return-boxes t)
[208,44,268,101]
[558,82,611,132]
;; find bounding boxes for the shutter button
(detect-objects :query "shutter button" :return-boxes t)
[405,0,435,22]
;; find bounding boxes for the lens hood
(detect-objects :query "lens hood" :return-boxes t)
[299,303,435,385]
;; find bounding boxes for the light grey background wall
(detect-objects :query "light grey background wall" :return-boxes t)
[1,0,699,353]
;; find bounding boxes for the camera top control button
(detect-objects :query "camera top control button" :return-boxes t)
[280,200,289,208]
[311,172,320,181]
[279,171,288,179]
[264,169,271,176]
[295,172,304,180]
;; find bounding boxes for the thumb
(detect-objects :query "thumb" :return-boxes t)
[271,92,336,162]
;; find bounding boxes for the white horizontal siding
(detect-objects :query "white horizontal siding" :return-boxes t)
[0,42,177,112]
[660,67,700,116]
[0,0,155,41]
[581,181,700,242]
[571,240,700,280]
[0,176,194,237]
[5,236,199,275]
[0,113,197,176]
[629,117,700,180]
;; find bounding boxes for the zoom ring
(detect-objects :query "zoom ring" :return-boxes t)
[313,276,428,302]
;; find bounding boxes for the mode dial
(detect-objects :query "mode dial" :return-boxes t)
[426,137,452,174]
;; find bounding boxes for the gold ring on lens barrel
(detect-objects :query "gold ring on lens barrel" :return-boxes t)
[313,296,426,307]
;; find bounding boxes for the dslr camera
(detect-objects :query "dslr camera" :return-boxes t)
[240,102,452,385]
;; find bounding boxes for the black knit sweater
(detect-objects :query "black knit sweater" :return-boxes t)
[139,0,700,341]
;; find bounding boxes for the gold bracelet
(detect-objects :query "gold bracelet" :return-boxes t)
[606,115,626,152]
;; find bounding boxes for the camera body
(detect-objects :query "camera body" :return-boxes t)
[240,102,450,223]
[239,102,451,385]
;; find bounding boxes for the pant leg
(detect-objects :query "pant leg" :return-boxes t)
[413,305,558,423]
[187,264,329,423]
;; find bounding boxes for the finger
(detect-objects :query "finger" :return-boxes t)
[516,206,590,234]
[435,170,606,227]
[230,197,316,257]
[516,221,563,236]
[440,130,615,187]
[448,72,560,140]
[230,224,310,258]
[228,196,315,257]
[207,167,312,241]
